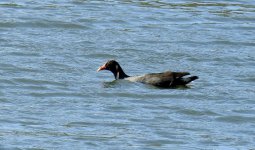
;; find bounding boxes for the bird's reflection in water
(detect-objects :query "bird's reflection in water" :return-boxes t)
[102,80,119,88]
[102,80,191,90]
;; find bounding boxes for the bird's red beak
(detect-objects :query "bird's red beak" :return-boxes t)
[97,64,107,72]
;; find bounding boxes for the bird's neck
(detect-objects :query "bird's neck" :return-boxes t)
[114,66,129,79]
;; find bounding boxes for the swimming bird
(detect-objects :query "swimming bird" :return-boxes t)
[97,60,198,88]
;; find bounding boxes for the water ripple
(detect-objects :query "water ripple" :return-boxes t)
[1,0,255,149]
[216,116,255,124]
[0,21,85,29]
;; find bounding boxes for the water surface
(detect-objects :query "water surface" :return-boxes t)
[0,0,255,149]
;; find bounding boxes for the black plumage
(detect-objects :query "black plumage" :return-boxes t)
[97,60,198,88]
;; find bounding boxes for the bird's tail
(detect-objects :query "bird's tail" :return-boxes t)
[181,76,199,84]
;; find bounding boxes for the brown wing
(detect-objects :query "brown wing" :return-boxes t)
[172,72,190,78]
[136,71,190,87]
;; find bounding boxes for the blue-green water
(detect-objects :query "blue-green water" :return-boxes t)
[1,0,255,149]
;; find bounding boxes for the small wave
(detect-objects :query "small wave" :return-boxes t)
[178,109,219,116]
[0,20,86,29]
[124,1,255,9]
[13,78,67,87]
[216,115,255,124]
[238,77,255,83]
[86,53,118,59]
[0,3,23,8]
[28,92,86,98]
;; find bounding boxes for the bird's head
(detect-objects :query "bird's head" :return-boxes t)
[97,60,120,72]
[97,60,128,79]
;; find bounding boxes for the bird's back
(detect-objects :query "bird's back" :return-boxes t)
[126,71,190,87]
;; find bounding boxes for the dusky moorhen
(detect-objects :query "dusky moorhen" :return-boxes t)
[97,60,198,88]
